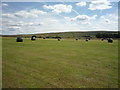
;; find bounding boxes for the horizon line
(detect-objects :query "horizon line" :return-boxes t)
[1,30,119,35]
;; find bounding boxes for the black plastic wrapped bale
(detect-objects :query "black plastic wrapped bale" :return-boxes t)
[58,38,60,41]
[76,39,78,40]
[86,39,88,42]
[16,37,23,42]
[43,37,46,39]
[101,38,104,41]
[31,36,36,40]
[108,38,113,43]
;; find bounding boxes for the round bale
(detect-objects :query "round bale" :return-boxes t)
[85,39,88,42]
[101,38,104,41]
[107,38,113,43]
[31,36,36,40]
[16,37,23,42]
[43,37,46,39]
[58,38,60,41]
[76,39,78,41]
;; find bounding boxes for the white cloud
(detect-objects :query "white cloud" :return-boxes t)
[50,19,59,23]
[105,19,110,23]
[25,22,43,26]
[100,16,104,19]
[64,17,71,21]
[89,0,112,10]
[108,14,118,20]
[8,26,21,29]
[14,21,24,26]
[65,15,97,24]
[91,14,118,31]
[76,2,86,6]
[9,22,43,27]
[2,12,37,19]
[15,10,38,18]
[100,15,112,23]
[43,4,72,14]
[30,9,47,15]
[2,9,47,19]
[2,3,8,7]
[43,5,53,10]
[84,22,91,24]
[2,20,44,34]
[2,13,15,18]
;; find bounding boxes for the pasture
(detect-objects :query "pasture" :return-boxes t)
[2,37,118,88]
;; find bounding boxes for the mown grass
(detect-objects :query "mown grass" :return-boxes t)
[2,37,118,88]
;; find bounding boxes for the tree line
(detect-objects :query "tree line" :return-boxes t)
[96,33,120,38]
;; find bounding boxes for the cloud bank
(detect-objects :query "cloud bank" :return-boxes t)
[89,0,112,10]
[43,4,72,14]
[76,2,86,6]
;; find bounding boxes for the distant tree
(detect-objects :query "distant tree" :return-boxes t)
[46,36,50,38]
[55,36,61,39]
[96,33,120,38]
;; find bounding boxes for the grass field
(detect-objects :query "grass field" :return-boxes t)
[2,37,118,88]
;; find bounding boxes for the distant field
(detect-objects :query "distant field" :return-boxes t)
[2,37,118,88]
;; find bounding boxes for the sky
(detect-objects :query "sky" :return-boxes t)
[1,0,119,35]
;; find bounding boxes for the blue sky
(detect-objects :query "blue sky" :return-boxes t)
[1,0,119,35]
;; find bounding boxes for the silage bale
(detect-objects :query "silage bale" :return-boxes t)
[31,36,36,40]
[107,38,113,43]
[16,37,23,42]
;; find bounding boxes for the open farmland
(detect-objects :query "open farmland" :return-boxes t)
[2,37,118,88]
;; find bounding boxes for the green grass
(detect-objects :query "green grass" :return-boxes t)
[2,37,118,88]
